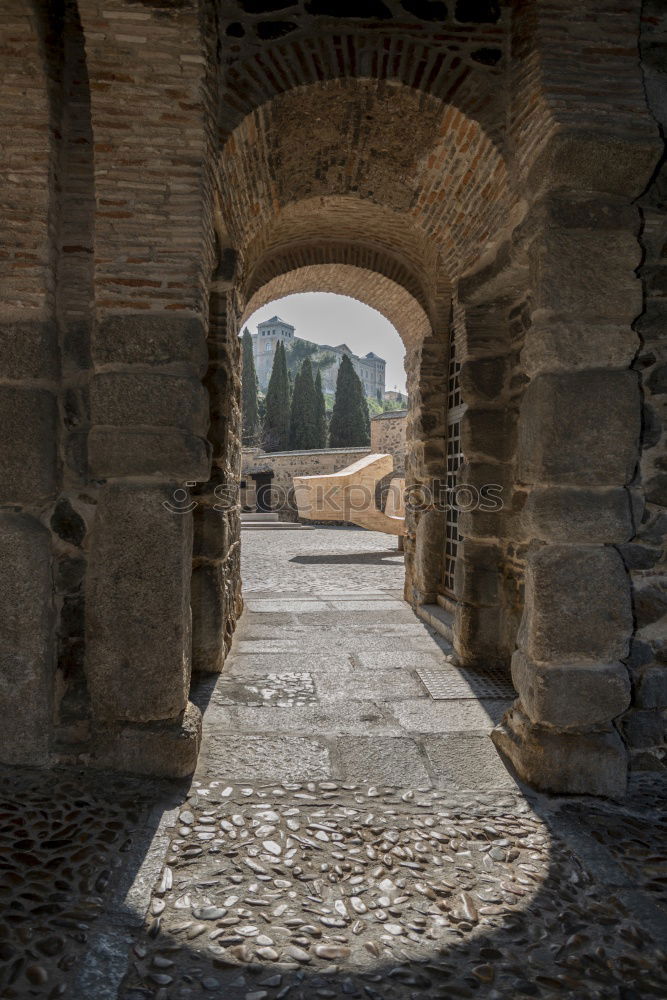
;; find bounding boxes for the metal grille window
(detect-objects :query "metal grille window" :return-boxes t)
[443,335,464,596]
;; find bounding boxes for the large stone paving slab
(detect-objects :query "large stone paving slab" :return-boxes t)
[236,636,438,653]
[335,737,432,785]
[238,611,296,628]
[424,734,519,791]
[329,599,410,611]
[355,651,452,670]
[315,668,428,701]
[296,609,420,627]
[200,735,332,781]
[210,702,402,735]
[227,654,354,676]
[245,600,330,613]
[386,697,513,733]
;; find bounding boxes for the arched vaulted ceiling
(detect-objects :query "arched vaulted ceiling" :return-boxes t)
[215,0,509,143]
[219,78,512,299]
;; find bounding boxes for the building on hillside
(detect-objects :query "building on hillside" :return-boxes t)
[249,318,386,400]
[318,344,386,402]
[384,389,407,404]
[251,315,295,389]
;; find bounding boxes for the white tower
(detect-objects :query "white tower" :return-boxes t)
[252,316,295,390]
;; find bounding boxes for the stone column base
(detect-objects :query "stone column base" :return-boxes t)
[91,701,202,778]
[492,704,627,798]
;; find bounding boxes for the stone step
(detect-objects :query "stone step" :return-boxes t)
[415,603,454,643]
[241,512,281,522]
[241,522,313,530]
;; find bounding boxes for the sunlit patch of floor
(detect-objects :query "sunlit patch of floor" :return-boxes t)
[119,781,666,1000]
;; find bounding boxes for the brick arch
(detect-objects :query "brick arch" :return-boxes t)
[241,261,432,351]
[219,78,512,284]
[244,236,433,325]
[216,4,509,143]
[241,196,441,307]
[239,259,445,622]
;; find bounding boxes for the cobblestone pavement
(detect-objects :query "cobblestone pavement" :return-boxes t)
[2,529,666,999]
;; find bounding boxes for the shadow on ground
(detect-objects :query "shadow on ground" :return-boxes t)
[289,551,403,566]
[1,767,666,1000]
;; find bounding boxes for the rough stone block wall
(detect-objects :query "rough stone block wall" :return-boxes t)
[620,2,667,771]
[0,0,244,775]
[370,410,407,475]
[403,330,448,607]
[0,1,94,762]
[449,269,531,672]
[192,290,243,674]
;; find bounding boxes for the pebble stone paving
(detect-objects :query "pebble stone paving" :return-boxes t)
[1,528,665,999]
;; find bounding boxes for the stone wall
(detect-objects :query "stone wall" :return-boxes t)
[620,2,667,771]
[242,447,371,513]
[370,411,407,475]
[0,0,238,777]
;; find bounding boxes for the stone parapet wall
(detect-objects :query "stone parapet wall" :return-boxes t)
[242,447,371,514]
[370,411,407,475]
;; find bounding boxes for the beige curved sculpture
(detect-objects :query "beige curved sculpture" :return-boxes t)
[293,453,406,536]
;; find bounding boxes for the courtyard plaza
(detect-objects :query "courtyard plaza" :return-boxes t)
[1,527,666,999]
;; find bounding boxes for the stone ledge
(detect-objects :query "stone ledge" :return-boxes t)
[415,603,454,643]
[90,702,202,779]
[492,704,628,798]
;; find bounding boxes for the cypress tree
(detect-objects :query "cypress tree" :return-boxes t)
[262,341,290,452]
[289,357,319,450]
[288,364,303,450]
[314,368,327,449]
[354,367,371,445]
[329,354,370,448]
[241,327,260,446]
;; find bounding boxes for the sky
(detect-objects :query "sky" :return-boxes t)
[244,292,407,394]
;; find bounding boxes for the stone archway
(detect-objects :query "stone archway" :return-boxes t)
[206,73,515,661]
[0,0,663,797]
[240,260,444,609]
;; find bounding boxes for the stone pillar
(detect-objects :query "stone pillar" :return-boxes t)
[192,289,243,673]
[76,0,219,775]
[403,333,447,606]
[85,316,211,776]
[453,287,524,668]
[0,4,59,765]
[493,191,643,797]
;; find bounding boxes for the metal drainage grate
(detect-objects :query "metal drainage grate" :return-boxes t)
[417,666,515,701]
